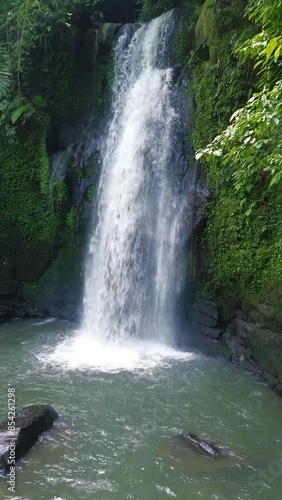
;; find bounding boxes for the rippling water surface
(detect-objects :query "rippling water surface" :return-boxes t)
[0,320,282,500]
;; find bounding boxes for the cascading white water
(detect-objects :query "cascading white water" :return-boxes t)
[45,10,196,370]
[82,10,189,345]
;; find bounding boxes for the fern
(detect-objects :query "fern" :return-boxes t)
[0,44,11,93]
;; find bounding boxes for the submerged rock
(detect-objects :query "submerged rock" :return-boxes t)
[175,432,224,458]
[0,404,58,472]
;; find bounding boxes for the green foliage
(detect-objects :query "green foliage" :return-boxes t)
[197,81,282,214]
[10,103,34,124]
[65,206,79,245]
[175,11,197,63]
[97,51,115,108]
[0,0,100,83]
[138,0,176,21]
[85,185,95,203]
[0,0,101,131]
[0,44,11,93]
[0,124,58,247]
[238,0,282,83]
[190,0,254,150]
[85,161,98,178]
[0,0,103,292]
[66,207,77,228]
[52,180,67,205]
[31,95,47,108]
[192,0,282,302]
[202,190,282,299]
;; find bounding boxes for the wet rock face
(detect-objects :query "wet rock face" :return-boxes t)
[188,296,282,395]
[220,317,282,394]
[190,298,219,327]
[248,327,282,396]
[98,23,123,48]
[187,298,222,348]
[221,319,262,377]
[0,304,46,324]
[0,305,13,323]
[0,404,58,473]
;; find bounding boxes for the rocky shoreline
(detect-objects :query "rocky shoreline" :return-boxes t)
[0,303,46,324]
[188,297,282,396]
[2,296,281,398]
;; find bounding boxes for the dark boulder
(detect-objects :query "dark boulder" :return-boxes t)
[191,323,222,339]
[220,319,282,385]
[0,305,13,323]
[175,432,224,458]
[248,327,282,395]
[188,298,222,348]
[0,303,46,323]
[0,404,58,472]
[191,298,219,323]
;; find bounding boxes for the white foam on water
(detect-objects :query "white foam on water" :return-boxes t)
[33,317,56,326]
[39,330,196,373]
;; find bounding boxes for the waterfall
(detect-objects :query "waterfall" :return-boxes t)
[81,10,192,345]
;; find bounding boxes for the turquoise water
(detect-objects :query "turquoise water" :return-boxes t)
[0,319,282,500]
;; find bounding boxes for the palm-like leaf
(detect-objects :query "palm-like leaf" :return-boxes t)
[0,43,11,93]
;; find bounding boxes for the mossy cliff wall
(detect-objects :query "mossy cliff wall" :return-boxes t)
[0,18,115,319]
[181,0,282,395]
[184,0,282,307]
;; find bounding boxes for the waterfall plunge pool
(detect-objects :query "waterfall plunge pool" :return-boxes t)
[0,319,281,500]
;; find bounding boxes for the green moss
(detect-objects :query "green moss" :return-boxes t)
[217,340,231,360]
[85,185,95,203]
[0,113,81,293]
[242,285,282,332]
[52,180,68,205]
[249,329,282,379]
[195,0,217,62]
[21,282,40,301]
[84,161,98,178]
[0,121,59,248]
[175,10,198,64]
[187,0,280,304]
[65,206,78,245]
[200,185,282,302]
[0,3,103,296]
[97,52,115,109]
[71,160,83,183]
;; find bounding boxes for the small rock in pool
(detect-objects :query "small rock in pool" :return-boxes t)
[0,404,58,472]
[175,432,224,458]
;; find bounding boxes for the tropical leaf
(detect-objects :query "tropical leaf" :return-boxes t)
[0,43,11,93]
[31,95,47,108]
[10,103,35,123]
